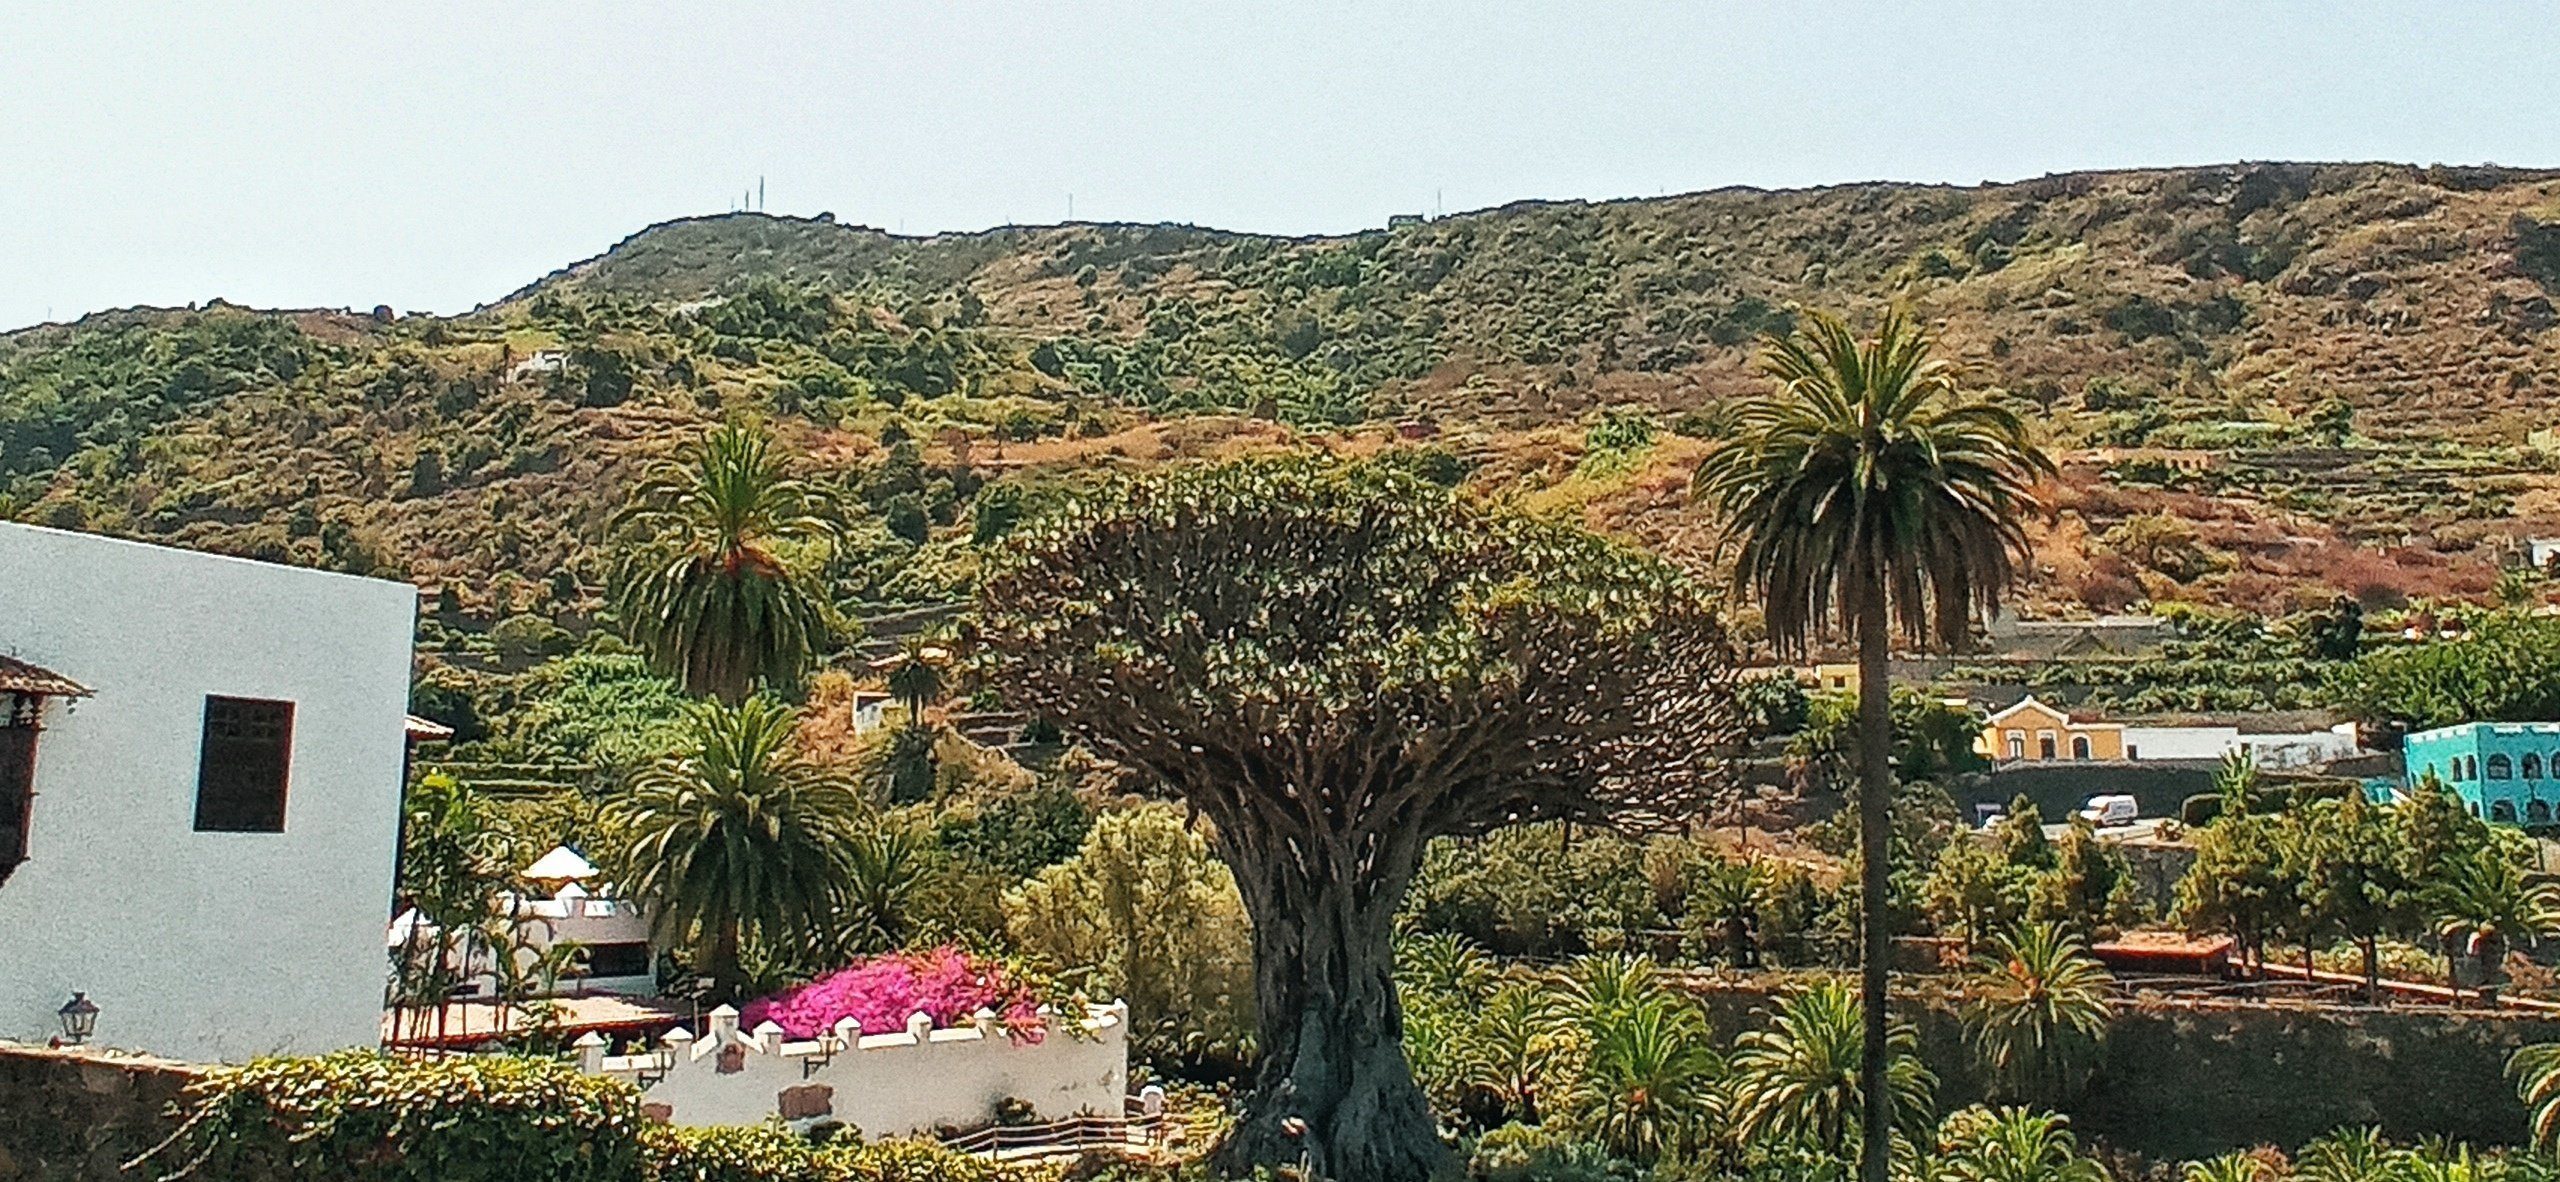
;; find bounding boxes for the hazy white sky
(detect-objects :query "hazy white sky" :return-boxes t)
[6,2,2558,330]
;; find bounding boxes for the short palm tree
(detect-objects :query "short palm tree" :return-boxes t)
[1696,308,2049,1182]
[2511,1042,2560,1153]
[1728,978,1937,1160]
[1934,1106,2106,1182]
[1569,996,1725,1165]
[1469,979,1562,1124]
[2294,1126,2410,1182]
[1550,952,1672,1029]
[2428,843,2560,1000]
[1965,921,2115,1106]
[829,822,922,958]
[1697,856,1772,968]
[1396,931,1499,1004]
[885,638,948,722]
[612,422,838,702]
[2184,1152,2273,1182]
[606,697,864,999]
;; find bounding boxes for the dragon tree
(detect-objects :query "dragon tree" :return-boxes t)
[972,456,1744,1182]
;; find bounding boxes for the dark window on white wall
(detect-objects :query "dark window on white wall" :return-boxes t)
[583,941,653,979]
[0,700,38,882]
[194,696,294,833]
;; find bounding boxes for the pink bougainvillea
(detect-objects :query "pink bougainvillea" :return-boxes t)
[739,946,1047,1042]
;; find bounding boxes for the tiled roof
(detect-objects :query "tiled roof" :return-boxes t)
[0,655,90,698]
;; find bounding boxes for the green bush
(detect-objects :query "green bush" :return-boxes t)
[145,1050,649,1182]
[1406,823,1661,958]
[934,780,1096,878]
[1467,1122,1643,1182]
[831,1139,1010,1182]
[1004,804,1257,1071]
[141,1054,1017,1182]
[641,1124,1009,1182]
[644,1122,823,1182]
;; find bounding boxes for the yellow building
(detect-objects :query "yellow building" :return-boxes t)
[1979,696,2125,763]
[1795,663,1860,696]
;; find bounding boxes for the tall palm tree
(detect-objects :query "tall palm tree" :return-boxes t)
[612,422,839,702]
[2427,843,2560,1002]
[605,697,865,999]
[1964,921,2114,1106]
[1696,308,2049,1182]
[1728,978,1937,1159]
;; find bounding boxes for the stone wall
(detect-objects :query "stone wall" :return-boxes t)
[1689,979,2560,1162]
[0,1043,200,1182]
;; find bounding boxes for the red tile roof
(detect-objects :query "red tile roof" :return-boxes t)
[0,655,90,698]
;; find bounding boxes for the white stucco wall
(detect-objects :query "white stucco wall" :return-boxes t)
[601,1003,1129,1135]
[2119,726,2244,762]
[0,522,417,1062]
[2120,723,2362,768]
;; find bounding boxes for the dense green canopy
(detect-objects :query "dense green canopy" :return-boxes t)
[973,454,1745,1182]
[974,454,1744,838]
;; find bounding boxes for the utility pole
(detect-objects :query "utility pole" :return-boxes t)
[758,176,765,211]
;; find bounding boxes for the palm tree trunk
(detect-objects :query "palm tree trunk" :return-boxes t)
[1854,587,1894,1182]
[712,921,744,1003]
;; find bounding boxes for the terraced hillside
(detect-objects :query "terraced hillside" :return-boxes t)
[6,161,2560,618]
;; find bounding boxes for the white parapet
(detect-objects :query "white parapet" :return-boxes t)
[592,1000,1130,1134]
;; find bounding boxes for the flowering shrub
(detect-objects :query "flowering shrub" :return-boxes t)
[740,946,1047,1041]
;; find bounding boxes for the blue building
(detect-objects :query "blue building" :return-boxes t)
[2400,721,2560,825]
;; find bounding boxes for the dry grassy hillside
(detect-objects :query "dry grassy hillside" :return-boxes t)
[7,162,2560,617]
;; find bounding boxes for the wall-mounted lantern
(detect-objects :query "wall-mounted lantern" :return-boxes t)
[57,992,98,1045]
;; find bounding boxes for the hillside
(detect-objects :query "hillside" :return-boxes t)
[7,161,2560,622]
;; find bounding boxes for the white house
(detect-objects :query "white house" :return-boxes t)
[0,522,419,1062]
[389,845,658,1000]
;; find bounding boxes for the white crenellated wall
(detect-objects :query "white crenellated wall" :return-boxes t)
[588,1001,1128,1135]
[0,522,418,1062]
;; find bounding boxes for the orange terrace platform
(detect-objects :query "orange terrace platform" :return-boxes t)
[383,994,688,1051]
[2092,930,2235,977]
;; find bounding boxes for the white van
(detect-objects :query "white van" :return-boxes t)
[2077,794,2139,827]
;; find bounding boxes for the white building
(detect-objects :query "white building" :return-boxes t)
[2118,720,2363,768]
[389,845,658,1000]
[588,1002,1129,1135]
[0,522,419,1062]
